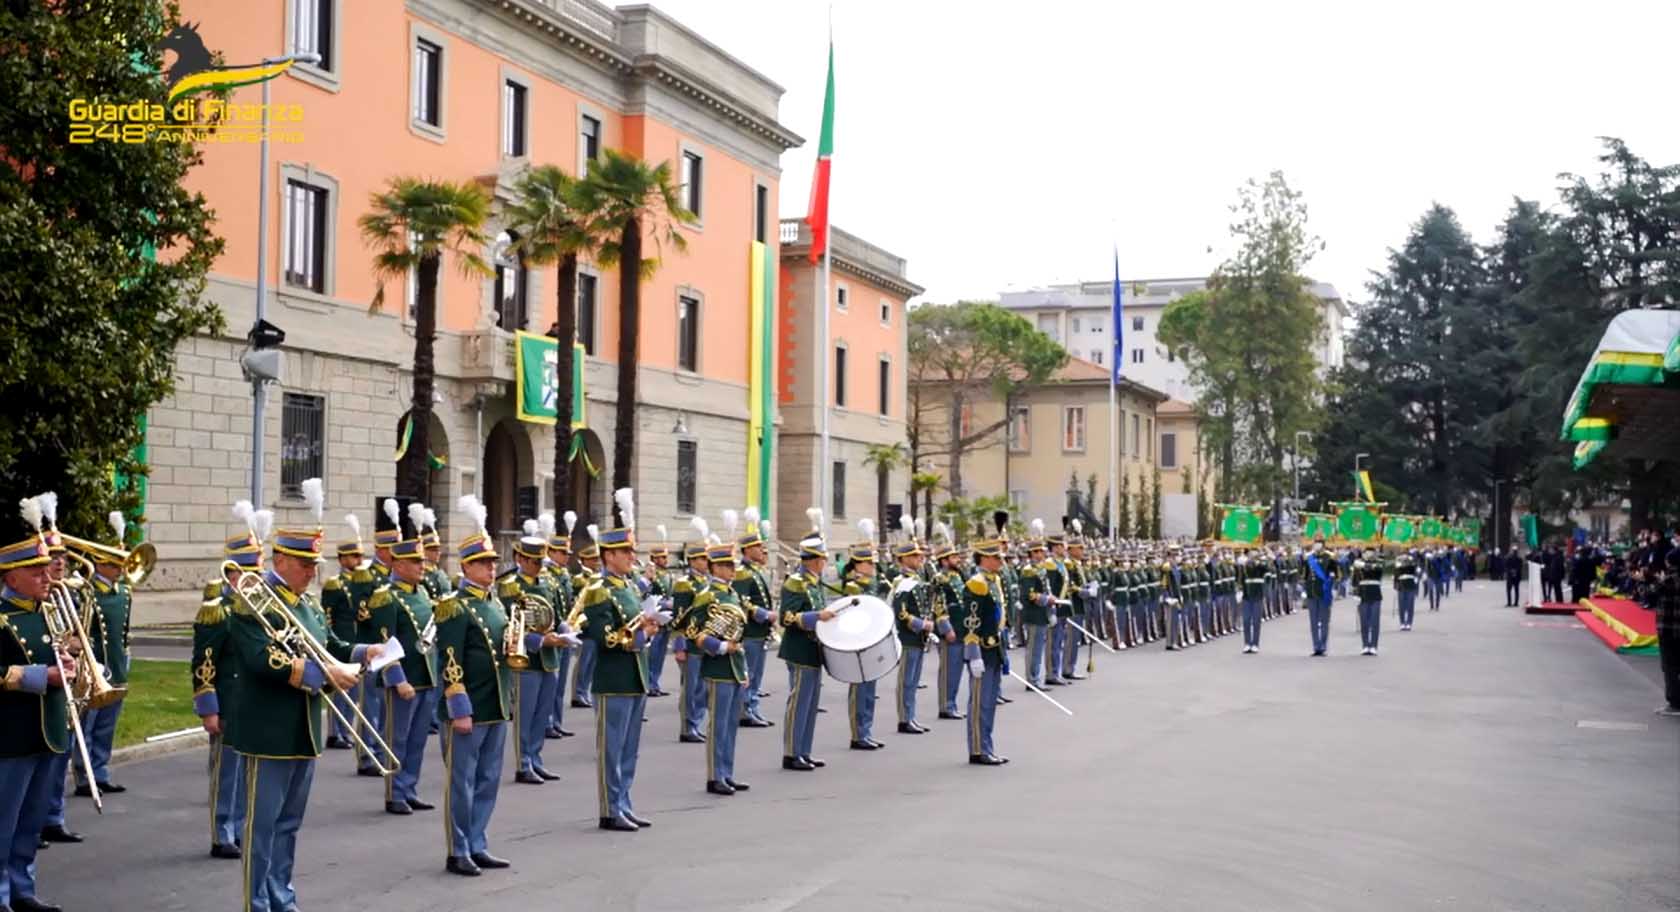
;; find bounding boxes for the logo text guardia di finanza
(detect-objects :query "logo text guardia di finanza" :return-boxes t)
[69,22,304,144]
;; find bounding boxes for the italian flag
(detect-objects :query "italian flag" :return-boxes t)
[806,41,834,263]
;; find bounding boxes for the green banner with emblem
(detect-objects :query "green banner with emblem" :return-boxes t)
[1217,504,1267,546]
[1332,501,1385,542]
[1301,512,1336,541]
[515,330,586,428]
[1382,514,1417,546]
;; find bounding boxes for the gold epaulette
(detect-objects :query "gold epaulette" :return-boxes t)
[367,587,393,610]
[496,578,521,598]
[201,580,222,600]
[432,594,463,623]
[842,581,862,596]
[195,598,227,626]
[692,588,716,610]
[581,584,610,607]
[783,576,807,593]
[673,577,694,593]
[1020,565,1041,578]
[322,576,343,592]
[966,575,990,596]
[351,568,373,584]
[733,567,751,582]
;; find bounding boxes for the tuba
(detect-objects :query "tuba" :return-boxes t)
[504,592,554,670]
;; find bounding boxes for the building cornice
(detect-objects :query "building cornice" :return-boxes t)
[632,56,804,152]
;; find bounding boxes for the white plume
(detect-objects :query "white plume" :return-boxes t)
[689,515,710,542]
[903,513,917,539]
[18,497,42,533]
[562,510,577,534]
[457,494,488,537]
[805,507,823,532]
[586,523,600,544]
[233,499,256,536]
[300,478,325,523]
[916,515,927,539]
[539,511,556,540]
[743,506,760,534]
[938,521,955,544]
[760,520,773,543]
[421,507,437,531]
[612,488,635,531]
[655,523,668,543]
[408,503,428,539]
[858,517,876,542]
[252,510,275,542]
[1030,518,1046,538]
[722,509,739,539]
[37,492,58,529]
[522,518,539,538]
[382,498,400,533]
[1072,518,1083,535]
[108,511,126,543]
[344,513,362,546]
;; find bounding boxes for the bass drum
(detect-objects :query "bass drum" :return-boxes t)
[815,594,902,684]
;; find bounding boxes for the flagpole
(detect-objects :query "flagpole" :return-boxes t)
[819,226,832,536]
[1108,366,1117,543]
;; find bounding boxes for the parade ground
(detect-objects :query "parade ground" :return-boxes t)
[45,580,1678,912]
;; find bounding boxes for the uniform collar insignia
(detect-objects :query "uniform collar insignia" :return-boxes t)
[460,581,488,599]
[394,579,416,593]
[263,570,299,605]
[0,586,37,611]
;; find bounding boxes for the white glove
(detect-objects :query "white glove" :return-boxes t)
[966,658,985,679]
[554,632,582,648]
[1084,582,1099,597]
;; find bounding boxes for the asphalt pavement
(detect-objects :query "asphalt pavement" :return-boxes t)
[40,580,1680,911]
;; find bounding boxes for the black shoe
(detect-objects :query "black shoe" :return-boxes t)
[938,711,965,719]
[571,699,592,709]
[325,736,352,750]
[897,722,923,734]
[470,851,510,869]
[803,756,827,768]
[726,778,750,791]
[758,690,771,698]
[1066,673,1087,680]
[849,740,879,751]
[534,767,560,782]
[782,756,816,771]
[969,754,1006,766]
[514,771,544,785]
[916,683,928,690]
[738,717,772,728]
[385,801,413,815]
[598,815,638,832]
[544,729,564,740]
[209,842,242,859]
[679,733,706,744]
[405,798,435,811]
[866,737,886,748]
[356,766,382,778]
[557,728,575,738]
[12,898,61,912]
[648,689,668,697]
[625,812,652,828]
[98,781,125,794]
[913,722,932,733]
[707,780,736,796]
[39,825,81,844]
[997,694,1014,704]
[816,706,827,713]
[446,855,482,876]
[72,784,93,798]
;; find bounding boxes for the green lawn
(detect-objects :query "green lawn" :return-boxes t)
[112,658,201,749]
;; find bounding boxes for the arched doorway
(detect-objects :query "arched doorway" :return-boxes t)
[392,409,452,507]
[483,418,533,538]
[566,428,606,540]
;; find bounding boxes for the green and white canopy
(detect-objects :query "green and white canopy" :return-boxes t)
[1560,310,1680,469]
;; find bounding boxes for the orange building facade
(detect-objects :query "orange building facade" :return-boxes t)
[142,0,801,590]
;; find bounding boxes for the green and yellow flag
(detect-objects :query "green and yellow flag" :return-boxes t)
[1352,469,1376,503]
[1217,504,1267,546]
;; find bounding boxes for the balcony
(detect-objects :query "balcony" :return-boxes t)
[459,329,517,383]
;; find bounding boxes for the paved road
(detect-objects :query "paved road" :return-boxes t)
[41,581,1679,911]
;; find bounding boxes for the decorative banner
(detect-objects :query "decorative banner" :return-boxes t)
[1301,512,1336,541]
[1382,514,1416,545]
[1331,501,1385,542]
[1216,503,1267,545]
[746,240,775,520]
[515,330,586,428]
[1419,516,1444,543]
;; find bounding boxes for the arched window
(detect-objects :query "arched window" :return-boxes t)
[492,230,527,332]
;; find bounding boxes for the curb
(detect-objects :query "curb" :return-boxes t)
[113,729,207,766]
[132,635,191,647]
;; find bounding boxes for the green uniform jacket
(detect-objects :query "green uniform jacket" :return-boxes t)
[1018,562,1051,626]
[891,573,935,647]
[577,574,649,695]
[356,563,389,644]
[89,575,132,685]
[695,580,748,683]
[670,570,707,650]
[434,583,512,724]
[224,574,361,758]
[367,580,435,689]
[192,582,238,719]
[775,570,825,668]
[1393,555,1419,593]
[0,594,70,756]
[959,572,1006,667]
[733,563,775,640]
[1302,553,1336,600]
[422,565,451,601]
[498,571,562,672]
[1353,559,1385,601]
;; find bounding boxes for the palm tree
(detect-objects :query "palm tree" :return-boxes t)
[911,471,941,532]
[862,442,907,541]
[505,165,599,513]
[577,150,696,518]
[361,177,492,499]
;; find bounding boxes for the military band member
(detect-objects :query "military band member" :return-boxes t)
[642,538,674,698]
[1,497,74,912]
[579,496,658,831]
[434,499,512,875]
[1164,552,1190,651]
[733,514,776,728]
[958,539,1009,766]
[195,519,265,860]
[503,525,570,786]
[1354,548,1384,656]
[73,510,133,798]
[842,534,885,751]
[670,521,712,744]
[890,541,935,734]
[1395,548,1420,631]
[1063,537,1091,679]
[367,524,439,815]
[778,519,837,772]
[1239,551,1266,653]
[543,531,576,739]
[1303,540,1336,656]
[36,513,78,849]
[420,510,451,600]
[1018,538,1052,687]
[933,542,966,716]
[319,516,372,755]
[1045,535,1074,681]
[695,543,750,795]
[225,489,381,912]
[356,501,403,775]
[569,534,603,710]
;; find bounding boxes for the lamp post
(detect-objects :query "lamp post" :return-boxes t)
[1293,430,1312,502]
[1493,478,1507,553]
[247,52,319,505]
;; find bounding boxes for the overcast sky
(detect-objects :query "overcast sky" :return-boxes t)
[652,0,1680,307]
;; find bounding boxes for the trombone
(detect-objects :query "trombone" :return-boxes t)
[221,561,400,775]
[43,562,112,813]
[59,533,155,587]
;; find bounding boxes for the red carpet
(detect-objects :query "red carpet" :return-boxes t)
[1584,597,1656,640]
[1576,610,1626,651]
[1526,602,1582,616]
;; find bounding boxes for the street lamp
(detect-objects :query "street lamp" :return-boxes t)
[1293,430,1312,502]
[248,52,321,505]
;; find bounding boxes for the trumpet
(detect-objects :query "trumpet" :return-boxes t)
[222,561,400,775]
[417,616,437,656]
[59,533,155,587]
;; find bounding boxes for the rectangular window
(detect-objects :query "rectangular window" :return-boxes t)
[576,273,598,356]
[877,358,890,415]
[676,440,697,514]
[412,38,441,126]
[493,248,526,332]
[836,285,848,312]
[280,393,325,498]
[1062,406,1086,452]
[579,114,601,174]
[1071,316,1081,333]
[1132,315,1144,332]
[283,179,327,292]
[502,80,527,157]
[834,346,847,407]
[754,184,769,243]
[1167,348,1176,363]
[1009,490,1027,510]
[677,295,700,372]
[832,461,846,518]
[1119,410,1128,456]
[1160,432,1178,469]
[1131,348,1144,364]
[1008,406,1030,453]
[1147,418,1155,461]
[291,0,333,71]
[879,299,890,326]
[1092,349,1104,366]
[1132,414,1141,457]
[680,150,703,217]
[1037,313,1058,342]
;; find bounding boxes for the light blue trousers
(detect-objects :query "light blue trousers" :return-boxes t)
[782,664,822,758]
[441,721,505,858]
[515,670,559,774]
[741,637,770,721]
[76,697,122,786]
[706,681,743,783]
[847,680,877,742]
[1024,623,1048,686]
[0,752,56,908]
[207,734,245,847]
[1241,596,1263,647]
[896,646,925,725]
[594,695,647,818]
[1359,598,1382,649]
[965,664,1001,758]
[572,640,597,704]
[384,687,437,805]
[240,755,313,912]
